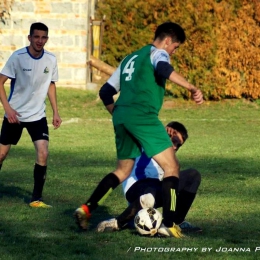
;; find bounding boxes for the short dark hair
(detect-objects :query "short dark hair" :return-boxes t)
[29,22,48,36]
[154,22,186,43]
[166,121,188,142]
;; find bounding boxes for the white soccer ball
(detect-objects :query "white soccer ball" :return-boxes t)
[134,207,162,236]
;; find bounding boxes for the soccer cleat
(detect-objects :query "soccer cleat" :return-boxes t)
[157,223,184,238]
[74,205,91,230]
[179,221,202,233]
[29,200,52,208]
[97,218,119,232]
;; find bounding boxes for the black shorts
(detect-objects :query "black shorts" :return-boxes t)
[0,117,49,145]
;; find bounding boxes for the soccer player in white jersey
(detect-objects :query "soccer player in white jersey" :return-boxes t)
[97,121,202,235]
[0,22,62,208]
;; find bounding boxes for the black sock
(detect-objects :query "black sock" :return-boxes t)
[175,190,196,224]
[162,176,179,227]
[85,172,120,212]
[31,164,47,201]
[117,199,141,229]
[0,164,2,171]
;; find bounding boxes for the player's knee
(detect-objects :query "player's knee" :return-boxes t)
[0,152,8,163]
[140,193,155,208]
[191,168,201,185]
[37,149,49,162]
[186,168,201,192]
[0,146,10,163]
[164,161,180,178]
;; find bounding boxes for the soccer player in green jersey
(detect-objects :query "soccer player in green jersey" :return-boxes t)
[96,121,202,235]
[75,22,203,237]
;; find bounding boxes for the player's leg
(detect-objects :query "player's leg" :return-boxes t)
[125,116,183,237]
[116,179,158,229]
[75,123,141,230]
[175,168,202,232]
[75,158,135,230]
[0,117,23,170]
[153,148,184,237]
[153,147,180,227]
[26,118,51,208]
[97,179,158,232]
[96,197,140,232]
[85,158,135,211]
[0,144,11,169]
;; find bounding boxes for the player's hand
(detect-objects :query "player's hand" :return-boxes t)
[6,107,21,124]
[157,223,185,238]
[190,88,204,104]
[169,224,185,238]
[52,113,62,129]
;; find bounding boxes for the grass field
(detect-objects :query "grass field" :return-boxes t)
[0,88,260,260]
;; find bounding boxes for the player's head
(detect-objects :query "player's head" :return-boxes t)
[166,121,188,151]
[29,22,49,36]
[154,22,186,44]
[28,22,49,55]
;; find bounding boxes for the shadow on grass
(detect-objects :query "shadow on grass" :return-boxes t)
[0,146,260,259]
[0,182,31,202]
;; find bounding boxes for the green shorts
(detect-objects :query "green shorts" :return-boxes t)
[113,106,172,159]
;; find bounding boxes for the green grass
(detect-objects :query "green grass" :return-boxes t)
[0,88,260,260]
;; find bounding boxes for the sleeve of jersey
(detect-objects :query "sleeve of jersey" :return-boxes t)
[151,48,174,79]
[51,58,59,82]
[99,82,118,106]
[0,54,16,79]
[99,65,121,106]
[156,61,174,79]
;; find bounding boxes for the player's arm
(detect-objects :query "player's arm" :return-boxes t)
[152,48,203,104]
[0,74,21,123]
[99,66,121,115]
[99,83,117,114]
[47,82,62,129]
[156,61,203,104]
[168,70,203,104]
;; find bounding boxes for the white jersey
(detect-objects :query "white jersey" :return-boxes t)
[122,152,164,195]
[0,47,58,122]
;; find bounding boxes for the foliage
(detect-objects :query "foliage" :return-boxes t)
[96,0,260,100]
[0,0,13,24]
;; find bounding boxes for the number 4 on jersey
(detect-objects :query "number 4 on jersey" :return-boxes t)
[122,55,138,81]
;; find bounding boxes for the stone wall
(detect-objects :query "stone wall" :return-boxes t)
[0,0,94,89]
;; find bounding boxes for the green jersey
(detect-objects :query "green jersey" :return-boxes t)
[114,45,166,115]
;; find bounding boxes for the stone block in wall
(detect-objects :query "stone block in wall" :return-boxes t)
[62,51,86,64]
[58,68,73,81]
[73,3,88,15]
[35,19,63,30]
[12,2,34,12]
[51,3,73,14]
[0,19,12,29]
[34,2,52,14]
[75,68,87,81]
[51,51,62,63]
[62,18,87,30]
[75,35,87,48]
[48,35,74,47]
[0,34,25,48]
[13,18,37,30]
